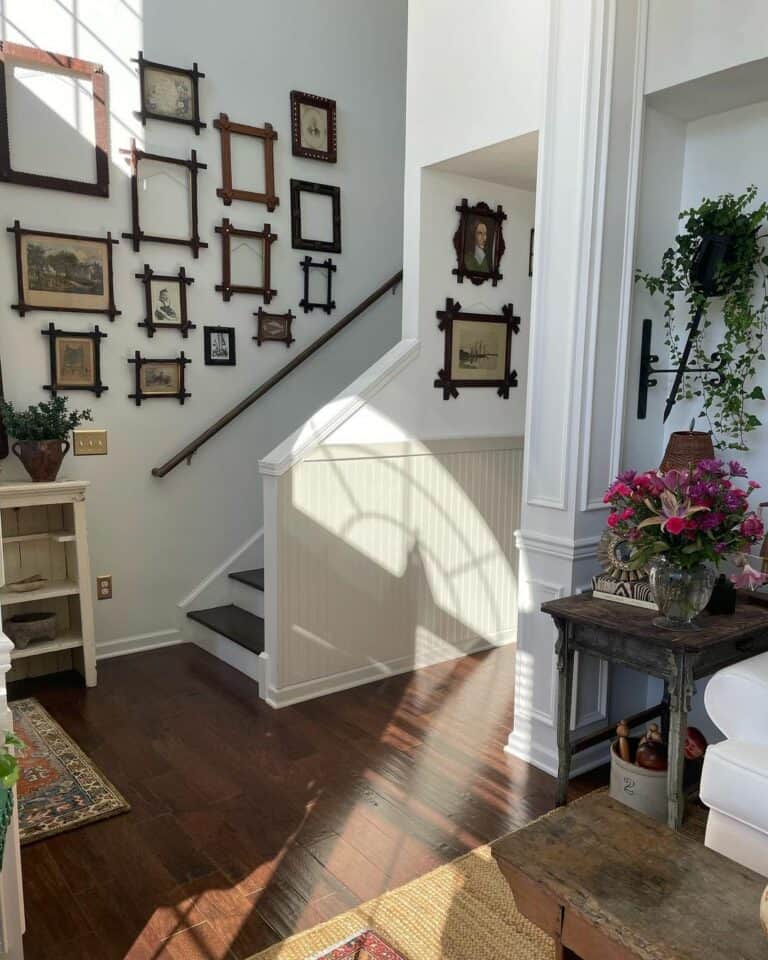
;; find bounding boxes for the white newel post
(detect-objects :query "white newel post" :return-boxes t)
[507,0,648,775]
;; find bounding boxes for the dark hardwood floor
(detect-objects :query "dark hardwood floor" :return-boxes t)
[10,643,607,960]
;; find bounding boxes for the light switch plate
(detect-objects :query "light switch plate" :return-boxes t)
[73,428,108,456]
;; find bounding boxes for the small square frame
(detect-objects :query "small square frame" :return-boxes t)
[299,256,336,314]
[290,179,341,253]
[204,326,236,366]
[254,308,295,348]
[136,264,195,338]
[214,113,278,210]
[134,51,205,134]
[452,199,507,287]
[215,218,277,303]
[290,90,337,163]
[128,351,190,406]
[42,322,108,397]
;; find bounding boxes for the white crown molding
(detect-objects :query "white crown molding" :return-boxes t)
[515,529,601,561]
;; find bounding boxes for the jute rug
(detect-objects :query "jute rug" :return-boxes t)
[10,698,129,844]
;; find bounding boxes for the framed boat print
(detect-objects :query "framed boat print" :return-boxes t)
[128,351,191,405]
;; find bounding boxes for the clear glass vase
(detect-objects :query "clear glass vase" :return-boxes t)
[648,556,716,630]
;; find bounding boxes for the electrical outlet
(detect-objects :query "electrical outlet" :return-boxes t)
[96,575,112,600]
[73,429,108,456]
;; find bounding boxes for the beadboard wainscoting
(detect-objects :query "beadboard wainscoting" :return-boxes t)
[266,436,523,705]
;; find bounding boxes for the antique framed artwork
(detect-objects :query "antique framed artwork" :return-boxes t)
[452,199,506,286]
[254,308,295,347]
[214,218,277,303]
[128,351,190,405]
[42,322,107,397]
[434,298,520,400]
[8,221,120,319]
[134,51,205,134]
[121,139,208,258]
[299,256,336,314]
[290,179,341,253]
[203,326,236,366]
[290,90,337,163]
[0,42,109,197]
[214,114,278,210]
[136,264,195,338]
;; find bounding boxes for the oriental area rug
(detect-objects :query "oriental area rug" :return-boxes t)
[10,697,129,844]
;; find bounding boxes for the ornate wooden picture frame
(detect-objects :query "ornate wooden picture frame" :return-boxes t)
[42,322,107,397]
[128,351,190,406]
[452,199,506,287]
[214,218,277,303]
[290,90,337,163]
[299,256,336,314]
[8,221,120,319]
[136,264,195,338]
[203,326,236,366]
[254,308,295,348]
[121,139,208,258]
[0,42,109,197]
[434,298,520,400]
[134,52,205,134]
[214,114,278,210]
[290,179,341,253]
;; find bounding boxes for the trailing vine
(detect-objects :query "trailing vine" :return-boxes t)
[636,185,768,450]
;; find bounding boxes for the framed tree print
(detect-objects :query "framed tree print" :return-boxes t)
[290,90,337,163]
[434,298,520,400]
[290,179,341,253]
[128,351,190,405]
[215,218,277,303]
[214,114,278,210]
[134,52,205,134]
[254,308,295,347]
[299,256,336,314]
[8,221,120,319]
[452,199,506,286]
[42,323,107,397]
[136,264,195,338]
[204,327,236,366]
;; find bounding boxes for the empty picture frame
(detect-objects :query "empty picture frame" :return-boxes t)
[204,326,236,366]
[215,218,277,303]
[136,264,195,338]
[254,308,295,347]
[134,51,205,134]
[214,113,278,210]
[128,351,190,405]
[0,41,109,197]
[290,90,337,163]
[290,179,341,253]
[121,139,208,258]
[42,322,108,397]
[299,256,336,314]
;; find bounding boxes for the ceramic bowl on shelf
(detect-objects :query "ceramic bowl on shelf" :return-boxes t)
[7,575,48,594]
[4,612,56,649]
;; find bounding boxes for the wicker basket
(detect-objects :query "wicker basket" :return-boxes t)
[660,430,715,472]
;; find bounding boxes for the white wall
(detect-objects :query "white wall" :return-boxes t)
[0,0,406,651]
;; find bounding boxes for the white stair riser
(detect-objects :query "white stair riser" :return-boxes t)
[187,620,265,691]
[229,579,265,617]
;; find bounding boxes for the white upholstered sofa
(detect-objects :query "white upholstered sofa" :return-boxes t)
[700,651,768,878]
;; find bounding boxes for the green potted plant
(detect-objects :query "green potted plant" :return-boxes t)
[0,397,92,482]
[0,731,22,869]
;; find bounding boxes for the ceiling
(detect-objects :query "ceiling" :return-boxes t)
[431,131,539,192]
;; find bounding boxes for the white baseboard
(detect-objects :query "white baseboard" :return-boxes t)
[96,628,185,661]
[504,730,610,778]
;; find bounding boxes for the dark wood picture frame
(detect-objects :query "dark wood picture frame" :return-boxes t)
[134,51,205,134]
[434,298,520,400]
[254,308,295,348]
[290,179,341,253]
[8,221,120,319]
[290,90,337,163]
[128,351,190,406]
[299,256,336,314]
[452,199,506,287]
[42,322,107,397]
[214,218,277,303]
[528,227,534,277]
[214,114,278,210]
[136,264,195,338]
[121,139,208,258]
[203,326,236,366]
[0,42,109,197]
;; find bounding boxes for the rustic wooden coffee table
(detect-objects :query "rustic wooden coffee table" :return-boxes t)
[493,791,766,960]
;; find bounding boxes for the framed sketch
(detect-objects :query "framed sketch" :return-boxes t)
[42,323,107,397]
[290,179,341,253]
[128,351,190,405]
[136,264,195,338]
[134,52,205,134]
[434,298,520,400]
[204,326,236,366]
[254,308,295,347]
[215,218,277,303]
[452,199,506,287]
[8,221,120,319]
[214,114,278,210]
[290,90,337,163]
[299,256,336,314]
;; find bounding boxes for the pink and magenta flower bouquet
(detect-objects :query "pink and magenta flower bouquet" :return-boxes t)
[603,460,765,582]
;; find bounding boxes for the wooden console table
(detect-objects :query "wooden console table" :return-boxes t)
[542,593,768,829]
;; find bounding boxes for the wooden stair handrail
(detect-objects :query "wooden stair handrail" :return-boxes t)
[152,270,403,478]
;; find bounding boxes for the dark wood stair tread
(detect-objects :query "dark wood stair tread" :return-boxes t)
[187,605,264,655]
[228,568,265,591]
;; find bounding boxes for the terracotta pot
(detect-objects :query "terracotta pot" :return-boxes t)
[12,439,70,482]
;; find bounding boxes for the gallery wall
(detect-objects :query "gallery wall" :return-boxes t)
[0,0,407,653]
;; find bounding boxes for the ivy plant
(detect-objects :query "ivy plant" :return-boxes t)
[0,731,23,790]
[636,185,768,450]
[0,396,92,442]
